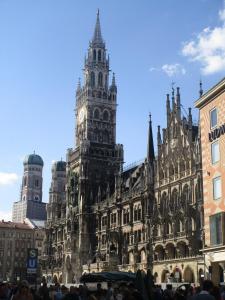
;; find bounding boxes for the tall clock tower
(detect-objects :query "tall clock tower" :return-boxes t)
[65,11,123,282]
[75,10,117,148]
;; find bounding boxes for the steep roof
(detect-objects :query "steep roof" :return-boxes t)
[0,220,33,230]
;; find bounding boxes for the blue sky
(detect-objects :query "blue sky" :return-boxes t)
[0,0,224,220]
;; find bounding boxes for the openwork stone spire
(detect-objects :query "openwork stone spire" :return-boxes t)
[92,9,104,47]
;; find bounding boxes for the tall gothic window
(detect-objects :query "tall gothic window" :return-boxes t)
[90,72,95,87]
[103,131,109,143]
[183,185,190,207]
[105,75,107,89]
[103,110,109,121]
[98,72,103,87]
[98,49,101,61]
[171,189,178,210]
[93,49,96,61]
[93,108,100,119]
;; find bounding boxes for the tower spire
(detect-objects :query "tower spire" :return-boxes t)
[176,87,181,119]
[92,9,104,46]
[147,113,155,163]
[199,79,203,97]
[171,83,175,110]
[76,77,81,94]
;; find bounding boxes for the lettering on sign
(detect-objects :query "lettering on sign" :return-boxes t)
[209,123,225,142]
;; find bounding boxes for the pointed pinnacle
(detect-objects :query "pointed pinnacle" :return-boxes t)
[92,9,104,46]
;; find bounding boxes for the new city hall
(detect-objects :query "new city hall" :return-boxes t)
[44,13,205,284]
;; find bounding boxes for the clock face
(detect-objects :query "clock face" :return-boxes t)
[79,108,85,123]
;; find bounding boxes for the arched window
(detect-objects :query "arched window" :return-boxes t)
[169,164,174,177]
[94,108,100,119]
[90,72,95,87]
[103,131,109,143]
[166,222,172,234]
[191,218,195,231]
[160,192,167,214]
[93,49,96,61]
[171,189,178,210]
[103,110,109,121]
[137,205,142,220]
[180,160,185,174]
[183,185,190,206]
[179,220,184,232]
[98,50,101,61]
[105,75,107,89]
[98,72,103,87]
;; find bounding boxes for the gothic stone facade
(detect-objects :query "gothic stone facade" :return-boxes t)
[45,13,204,284]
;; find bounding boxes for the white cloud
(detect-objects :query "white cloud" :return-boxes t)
[161,64,186,77]
[0,172,18,185]
[149,64,186,77]
[149,67,158,72]
[0,210,12,221]
[182,2,225,75]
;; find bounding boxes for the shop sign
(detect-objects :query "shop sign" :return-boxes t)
[209,123,225,142]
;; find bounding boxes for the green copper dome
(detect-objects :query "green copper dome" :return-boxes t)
[23,153,44,167]
[52,160,66,172]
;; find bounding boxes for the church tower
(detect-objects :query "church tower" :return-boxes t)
[12,153,47,222]
[65,11,123,282]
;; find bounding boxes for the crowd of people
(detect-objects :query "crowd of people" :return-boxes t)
[1,279,225,300]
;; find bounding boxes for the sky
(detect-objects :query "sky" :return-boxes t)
[0,0,225,221]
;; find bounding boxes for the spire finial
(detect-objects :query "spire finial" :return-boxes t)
[112,72,116,85]
[147,114,155,163]
[171,81,175,109]
[92,9,104,46]
[199,79,203,97]
[76,77,81,93]
[77,77,81,88]
[171,81,175,97]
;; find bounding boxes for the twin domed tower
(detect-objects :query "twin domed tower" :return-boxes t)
[12,153,66,223]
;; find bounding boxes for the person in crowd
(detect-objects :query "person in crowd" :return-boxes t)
[12,281,33,300]
[54,285,63,300]
[163,284,174,300]
[60,286,68,299]
[38,283,50,300]
[105,282,114,300]
[30,287,41,300]
[152,284,163,300]
[63,286,79,300]
[192,280,215,300]
[0,283,9,300]
[211,286,221,300]
[95,283,104,300]
[78,285,88,300]
[186,286,194,300]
